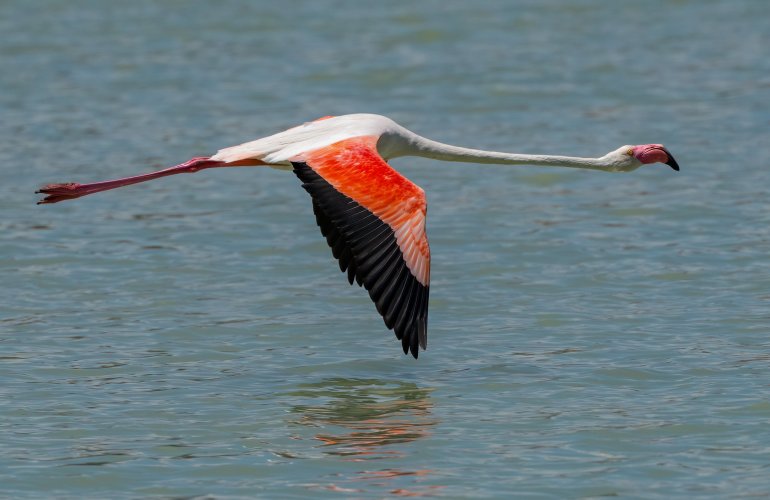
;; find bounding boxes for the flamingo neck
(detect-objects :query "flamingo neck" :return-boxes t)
[402,136,608,171]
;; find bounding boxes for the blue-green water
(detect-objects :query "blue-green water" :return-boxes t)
[2,1,769,497]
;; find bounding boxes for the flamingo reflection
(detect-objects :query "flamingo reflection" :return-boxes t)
[290,378,435,459]
[289,378,442,496]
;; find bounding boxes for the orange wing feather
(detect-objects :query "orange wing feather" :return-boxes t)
[301,136,430,286]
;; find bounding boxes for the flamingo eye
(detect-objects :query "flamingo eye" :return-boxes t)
[626,148,634,156]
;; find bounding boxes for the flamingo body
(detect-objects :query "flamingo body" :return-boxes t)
[36,113,679,358]
[211,114,409,166]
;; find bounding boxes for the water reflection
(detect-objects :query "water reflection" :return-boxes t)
[289,378,441,495]
[289,378,436,460]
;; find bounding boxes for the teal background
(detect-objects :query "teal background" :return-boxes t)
[2,1,769,497]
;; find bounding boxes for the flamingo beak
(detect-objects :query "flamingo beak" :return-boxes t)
[633,144,680,172]
[663,147,680,171]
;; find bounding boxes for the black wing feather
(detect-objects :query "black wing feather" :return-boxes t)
[293,162,429,358]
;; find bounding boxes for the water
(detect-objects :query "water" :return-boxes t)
[2,0,769,497]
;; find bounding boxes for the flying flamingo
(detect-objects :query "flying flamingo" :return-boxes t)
[36,113,679,358]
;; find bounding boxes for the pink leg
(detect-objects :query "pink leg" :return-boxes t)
[36,157,231,204]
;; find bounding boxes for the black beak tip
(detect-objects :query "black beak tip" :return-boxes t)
[663,149,680,171]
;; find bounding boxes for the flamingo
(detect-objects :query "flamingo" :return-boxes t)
[36,113,679,358]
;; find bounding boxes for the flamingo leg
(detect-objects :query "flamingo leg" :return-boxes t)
[36,157,266,204]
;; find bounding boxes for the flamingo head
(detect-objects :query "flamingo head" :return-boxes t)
[603,144,679,172]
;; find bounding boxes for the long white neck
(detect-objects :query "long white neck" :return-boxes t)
[397,134,610,171]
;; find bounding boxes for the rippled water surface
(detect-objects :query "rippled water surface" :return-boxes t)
[2,1,770,497]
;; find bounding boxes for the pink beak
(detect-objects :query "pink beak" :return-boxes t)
[633,144,680,171]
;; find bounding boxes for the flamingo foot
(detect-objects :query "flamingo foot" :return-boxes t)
[36,183,89,204]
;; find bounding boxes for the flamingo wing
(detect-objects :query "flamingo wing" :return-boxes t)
[291,136,430,358]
